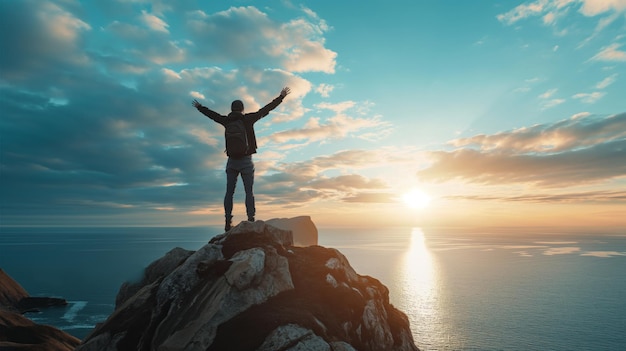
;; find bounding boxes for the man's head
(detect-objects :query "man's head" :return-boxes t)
[231,100,244,112]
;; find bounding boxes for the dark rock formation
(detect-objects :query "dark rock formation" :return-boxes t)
[17,297,68,314]
[0,269,80,351]
[0,269,29,312]
[115,247,195,309]
[77,220,419,351]
[0,269,68,314]
[0,309,81,351]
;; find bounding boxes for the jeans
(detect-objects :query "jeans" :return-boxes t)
[224,155,255,221]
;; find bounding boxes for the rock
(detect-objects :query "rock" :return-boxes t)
[266,216,318,246]
[0,269,29,312]
[256,324,330,351]
[0,309,81,351]
[77,219,420,351]
[17,297,68,313]
[116,246,194,308]
[0,271,80,351]
[0,269,68,313]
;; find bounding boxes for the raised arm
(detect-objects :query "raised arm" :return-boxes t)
[252,87,291,122]
[192,99,225,124]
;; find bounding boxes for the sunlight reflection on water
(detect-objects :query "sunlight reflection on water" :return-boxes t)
[393,228,447,350]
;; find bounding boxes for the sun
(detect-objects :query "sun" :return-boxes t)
[402,188,432,209]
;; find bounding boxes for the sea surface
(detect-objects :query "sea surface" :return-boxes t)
[1,225,625,350]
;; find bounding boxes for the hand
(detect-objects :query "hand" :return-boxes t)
[192,99,202,109]
[280,87,291,97]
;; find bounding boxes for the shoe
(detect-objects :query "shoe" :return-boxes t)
[247,216,255,222]
[225,219,232,232]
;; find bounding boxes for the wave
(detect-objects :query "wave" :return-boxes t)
[62,301,88,322]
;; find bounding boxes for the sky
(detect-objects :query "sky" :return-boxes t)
[1,0,625,229]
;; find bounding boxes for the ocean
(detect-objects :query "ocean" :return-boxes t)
[1,225,625,350]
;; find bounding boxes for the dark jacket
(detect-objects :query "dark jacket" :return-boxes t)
[196,95,285,156]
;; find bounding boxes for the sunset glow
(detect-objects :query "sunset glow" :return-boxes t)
[403,189,432,210]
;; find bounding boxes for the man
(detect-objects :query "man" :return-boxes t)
[192,87,291,231]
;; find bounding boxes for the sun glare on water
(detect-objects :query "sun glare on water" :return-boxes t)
[403,188,432,209]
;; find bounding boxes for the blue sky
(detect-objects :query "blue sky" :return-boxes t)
[1,0,625,228]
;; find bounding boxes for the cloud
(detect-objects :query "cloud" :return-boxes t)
[308,175,386,191]
[446,190,626,204]
[250,148,424,207]
[578,0,626,16]
[497,0,550,25]
[542,98,567,109]
[450,112,625,153]
[269,101,392,145]
[316,83,334,97]
[590,43,626,62]
[103,20,185,65]
[342,193,397,203]
[543,247,581,255]
[581,251,626,257]
[498,0,626,48]
[186,6,336,73]
[140,10,169,33]
[595,73,618,89]
[572,91,606,103]
[498,0,626,25]
[418,113,626,187]
[255,169,391,207]
[539,88,558,99]
[538,88,566,109]
[0,0,91,81]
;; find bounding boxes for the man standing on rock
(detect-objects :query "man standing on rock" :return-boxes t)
[192,87,291,231]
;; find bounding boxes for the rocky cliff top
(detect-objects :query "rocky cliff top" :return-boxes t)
[78,219,420,351]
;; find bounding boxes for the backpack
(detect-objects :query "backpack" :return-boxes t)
[224,116,249,158]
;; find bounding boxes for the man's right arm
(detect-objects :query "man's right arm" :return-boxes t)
[192,99,225,125]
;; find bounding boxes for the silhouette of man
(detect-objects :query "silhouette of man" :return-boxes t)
[192,87,291,231]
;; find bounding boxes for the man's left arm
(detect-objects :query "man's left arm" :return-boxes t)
[252,87,291,122]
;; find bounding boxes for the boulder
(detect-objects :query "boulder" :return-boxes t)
[76,219,420,351]
[116,246,194,308]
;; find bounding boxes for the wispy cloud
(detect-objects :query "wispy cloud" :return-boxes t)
[315,83,334,98]
[140,10,169,33]
[539,88,558,99]
[581,251,626,257]
[538,88,566,109]
[578,0,626,16]
[418,113,626,187]
[590,43,626,62]
[595,73,618,89]
[572,91,606,103]
[498,0,626,51]
[446,190,626,204]
[498,0,626,25]
[543,247,581,255]
[269,101,392,145]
